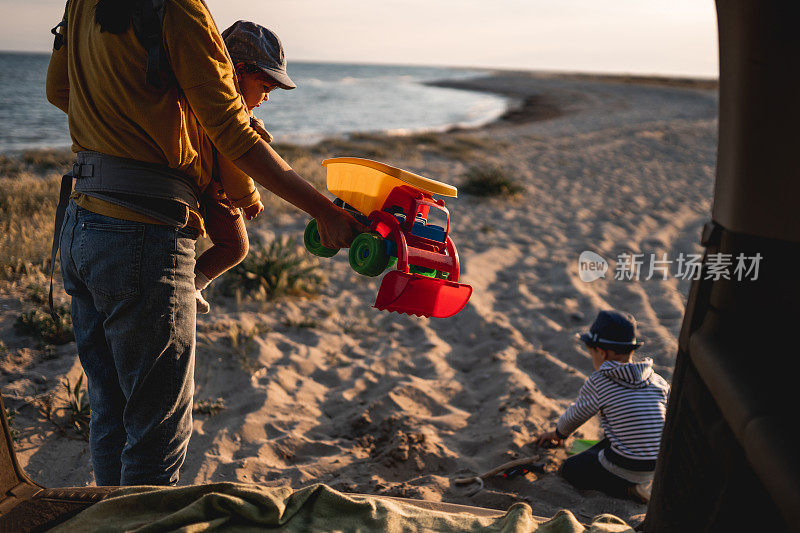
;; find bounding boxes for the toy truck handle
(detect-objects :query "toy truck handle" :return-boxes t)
[410,197,451,237]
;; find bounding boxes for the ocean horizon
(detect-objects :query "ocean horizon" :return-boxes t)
[0,52,508,153]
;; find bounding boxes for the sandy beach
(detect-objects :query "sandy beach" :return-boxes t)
[0,71,718,526]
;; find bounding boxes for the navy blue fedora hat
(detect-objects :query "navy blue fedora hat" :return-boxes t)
[578,310,644,350]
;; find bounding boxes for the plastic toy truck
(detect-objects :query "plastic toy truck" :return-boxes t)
[304,157,472,318]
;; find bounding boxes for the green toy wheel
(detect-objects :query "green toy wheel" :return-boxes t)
[349,232,390,277]
[304,219,339,258]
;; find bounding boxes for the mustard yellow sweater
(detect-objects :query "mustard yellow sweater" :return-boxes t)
[46,0,261,227]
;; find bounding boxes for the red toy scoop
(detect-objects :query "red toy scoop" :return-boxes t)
[374,271,473,318]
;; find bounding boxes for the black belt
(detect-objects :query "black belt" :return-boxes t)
[48,152,201,321]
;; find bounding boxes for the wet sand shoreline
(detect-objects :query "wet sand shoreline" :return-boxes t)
[428,70,716,131]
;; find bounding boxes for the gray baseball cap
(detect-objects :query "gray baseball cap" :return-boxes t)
[222,20,296,90]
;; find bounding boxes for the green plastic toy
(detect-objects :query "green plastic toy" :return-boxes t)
[566,439,599,456]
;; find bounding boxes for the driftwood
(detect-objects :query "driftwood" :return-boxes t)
[454,457,546,492]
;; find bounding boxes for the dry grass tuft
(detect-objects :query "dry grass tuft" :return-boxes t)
[35,375,91,441]
[222,236,325,301]
[193,397,226,416]
[15,305,74,345]
[4,407,20,442]
[461,165,524,198]
[62,374,90,439]
[224,322,270,374]
[0,174,62,280]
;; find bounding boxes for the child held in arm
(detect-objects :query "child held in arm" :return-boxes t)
[194,21,298,312]
[534,310,670,503]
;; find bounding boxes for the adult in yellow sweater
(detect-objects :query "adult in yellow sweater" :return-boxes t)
[46,0,362,486]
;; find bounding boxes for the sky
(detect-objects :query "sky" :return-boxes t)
[0,0,718,77]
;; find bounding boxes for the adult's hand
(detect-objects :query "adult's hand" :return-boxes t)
[315,204,365,249]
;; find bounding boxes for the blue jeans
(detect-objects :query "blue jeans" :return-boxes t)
[59,200,197,486]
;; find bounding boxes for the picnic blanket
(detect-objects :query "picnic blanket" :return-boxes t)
[50,482,634,532]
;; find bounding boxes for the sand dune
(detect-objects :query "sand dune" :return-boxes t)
[2,72,717,526]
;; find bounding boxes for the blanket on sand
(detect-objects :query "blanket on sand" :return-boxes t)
[50,482,633,532]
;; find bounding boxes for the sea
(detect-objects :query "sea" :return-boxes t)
[0,52,508,153]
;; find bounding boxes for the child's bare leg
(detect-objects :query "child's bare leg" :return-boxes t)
[195,199,249,312]
[196,215,248,282]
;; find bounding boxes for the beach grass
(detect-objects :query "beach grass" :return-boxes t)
[276,131,500,168]
[460,165,524,197]
[193,397,226,416]
[0,148,74,179]
[221,236,325,302]
[0,173,61,280]
[224,322,270,375]
[14,305,74,345]
[62,374,90,439]
[4,406,20,443]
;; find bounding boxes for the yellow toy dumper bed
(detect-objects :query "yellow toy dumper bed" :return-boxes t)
[322,157,457,217]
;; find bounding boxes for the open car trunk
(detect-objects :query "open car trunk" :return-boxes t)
[642,1,800,530]
[3,1,799,531]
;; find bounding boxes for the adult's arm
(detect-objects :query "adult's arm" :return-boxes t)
[161,1,362,246]
[233,140,365,249]
[163,0,261,161]
[45,22,69,113]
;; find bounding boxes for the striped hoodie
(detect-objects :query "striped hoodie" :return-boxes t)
[556,358,670,462]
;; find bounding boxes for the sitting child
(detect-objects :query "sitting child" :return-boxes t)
[534,310,670,503]
[194,21,297,312]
